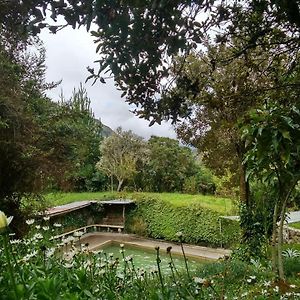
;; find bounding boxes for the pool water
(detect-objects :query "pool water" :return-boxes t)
[100,242,204,274]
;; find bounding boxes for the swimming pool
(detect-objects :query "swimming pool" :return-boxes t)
[98,241,205,274]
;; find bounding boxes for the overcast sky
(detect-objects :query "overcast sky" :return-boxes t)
[40,26,177,140]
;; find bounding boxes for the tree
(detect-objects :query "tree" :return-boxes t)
[0,36,60,232]
[141,136,197,192]
[242,103,300,279]
[55,85,104,191]
[96,128,146,192]
[172,43,278,203]
[2,0,299,123]
[168,40,300,262]
[0,31,104,233]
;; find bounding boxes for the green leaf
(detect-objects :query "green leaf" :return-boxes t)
[85,75,94,83]
[83,290,93,297]
[281,130,291,140]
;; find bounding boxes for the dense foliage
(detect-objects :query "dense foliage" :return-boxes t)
[97,127,147,192]
[242,103,300,278]
[51,85,105,192]
[138,136,199,193]
[2,214,300,300]
[2,1,299,123]
[0,37,60,232]
[0,36,107,231]
[98,132,216,194]
[126,197,239,248]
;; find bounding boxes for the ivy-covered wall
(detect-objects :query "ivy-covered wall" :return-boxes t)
[125,197,240,248]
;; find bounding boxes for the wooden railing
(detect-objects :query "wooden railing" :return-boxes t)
[53,224,124,241]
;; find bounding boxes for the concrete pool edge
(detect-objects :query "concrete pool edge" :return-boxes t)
[80,232,231,261]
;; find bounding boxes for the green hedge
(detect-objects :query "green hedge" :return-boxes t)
[126,197,240,248]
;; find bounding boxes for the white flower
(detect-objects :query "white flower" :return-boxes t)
[247,276,256,283]
[64,262,74,269]
[22,250,38,262]
[194,277,205,284]
[33,233,43,240]
[120,243,124,248]
[42,226,49,231]
[53,223,62,227]
[263,280,271,287]
[26,219,35,225]
[83,261,91,268]
[46,248,55,258]
[35,225,41,230]
[43,216,50,221]
[125,255,133,262]
[11,239,21,244]
[262,289,268,295]
[290,284,296,289]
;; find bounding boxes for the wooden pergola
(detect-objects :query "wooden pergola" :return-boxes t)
[99,199,134,227]
[45,199,135,229]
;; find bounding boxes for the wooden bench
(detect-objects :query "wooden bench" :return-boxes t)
[53,224,124,241]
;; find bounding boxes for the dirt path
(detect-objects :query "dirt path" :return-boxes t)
[79,232,230,260]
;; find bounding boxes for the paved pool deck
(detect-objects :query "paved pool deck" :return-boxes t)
[79,232,231,261]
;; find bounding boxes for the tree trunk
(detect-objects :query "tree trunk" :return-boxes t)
[277,184,296,280]
[278,197,287,280]
[239,161,250,205]
[111,175,114,192]
[117,179,123,192]
[235,141,250,205]
[271,202,279,275]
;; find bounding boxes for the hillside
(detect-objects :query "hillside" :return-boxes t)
[101,123,114,137]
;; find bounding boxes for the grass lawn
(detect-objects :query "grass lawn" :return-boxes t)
[44,191,234,214]
[289,222,300,230]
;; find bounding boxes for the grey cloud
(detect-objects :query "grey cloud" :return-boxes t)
[40,26,176,140]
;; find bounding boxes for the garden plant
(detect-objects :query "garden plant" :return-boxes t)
[1,211,300,299]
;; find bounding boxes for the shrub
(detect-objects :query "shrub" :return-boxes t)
[126,197,240,248]
[183,166,216,195]
[284,257,300,277]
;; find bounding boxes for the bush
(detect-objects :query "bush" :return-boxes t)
[126,197,240,248]
[183,166,216,195]
[284,257,300,277]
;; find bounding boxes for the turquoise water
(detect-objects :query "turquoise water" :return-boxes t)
[100,242,204,274]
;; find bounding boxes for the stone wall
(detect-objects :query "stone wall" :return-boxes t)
[284,226,300,243]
